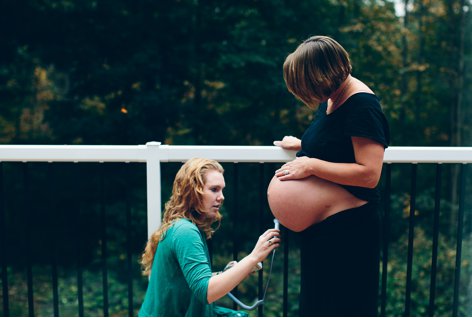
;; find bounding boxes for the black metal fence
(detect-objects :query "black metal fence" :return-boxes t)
[0,162,471,316]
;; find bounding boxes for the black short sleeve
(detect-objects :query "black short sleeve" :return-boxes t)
[343,94,390,148]
[297,93,390,202]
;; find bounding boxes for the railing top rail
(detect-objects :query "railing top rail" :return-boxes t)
[0,143,472,163]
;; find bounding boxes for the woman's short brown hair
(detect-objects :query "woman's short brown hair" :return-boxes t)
[283,35,352,108]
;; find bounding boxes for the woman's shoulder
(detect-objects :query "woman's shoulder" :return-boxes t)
[171,218,197,231]
[344,92,382,111]
[168,219,205,252]
[348,92,379,102]
[169,218,200,239]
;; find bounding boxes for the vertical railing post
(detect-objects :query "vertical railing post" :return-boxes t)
[428,163,442,316]
[0,162,9,317]
[23,163,35,317]
[282,228,289,317]
[47,163,59,317]
[99,167,109,317]
[231,164,240,310]
[145,142,163,238]
[125,165,134,317]
[76,165,84,317]
[381,163,391,317]
[404,164,417,316]
[453,164,467,316]
[258,164,264,317]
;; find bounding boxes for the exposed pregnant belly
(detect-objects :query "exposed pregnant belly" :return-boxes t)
[267,175,367,232]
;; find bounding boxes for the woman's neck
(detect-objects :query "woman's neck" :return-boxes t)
[327,75,353,114]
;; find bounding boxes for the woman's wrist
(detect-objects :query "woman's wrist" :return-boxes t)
[308,158,319,176]
[243,254,260,269]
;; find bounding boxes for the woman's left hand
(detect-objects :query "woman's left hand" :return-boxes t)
[275,156,314,180]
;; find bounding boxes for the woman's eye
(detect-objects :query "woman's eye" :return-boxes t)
[209,186,224,193]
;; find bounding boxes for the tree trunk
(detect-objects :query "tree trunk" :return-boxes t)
[400,0,410,143]
[415,0,425,134]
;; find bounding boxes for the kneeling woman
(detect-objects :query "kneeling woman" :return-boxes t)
[139,158,280,317]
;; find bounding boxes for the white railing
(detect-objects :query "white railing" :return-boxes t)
[1,142,472,237]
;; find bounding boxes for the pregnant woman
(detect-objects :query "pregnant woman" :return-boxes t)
[267,36,389,316]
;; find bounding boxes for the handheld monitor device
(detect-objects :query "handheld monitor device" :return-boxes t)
[226,219,280,310]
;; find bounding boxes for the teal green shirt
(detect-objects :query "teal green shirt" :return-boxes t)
[139,219,214,317]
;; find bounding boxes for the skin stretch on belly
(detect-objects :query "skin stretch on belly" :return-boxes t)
[267,175,367,232]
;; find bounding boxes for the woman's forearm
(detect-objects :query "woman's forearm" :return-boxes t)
[308,158,381,188]
[206,228,280,303]
[276,138,385,188]
[206,254,259,303]
[307,139,385,188]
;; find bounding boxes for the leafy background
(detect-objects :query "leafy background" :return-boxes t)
[0,0,471,316]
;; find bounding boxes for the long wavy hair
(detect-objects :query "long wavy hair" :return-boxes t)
[140,158,224,276]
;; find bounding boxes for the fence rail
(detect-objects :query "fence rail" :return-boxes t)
[0,143,471,316]
[1,143,471,236]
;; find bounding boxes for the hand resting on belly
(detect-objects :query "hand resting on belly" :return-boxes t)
[267,175,367,232]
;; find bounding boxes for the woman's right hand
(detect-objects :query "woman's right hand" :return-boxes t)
[207,228,280,303]
[273,136,301,151]
[249,229,281,263]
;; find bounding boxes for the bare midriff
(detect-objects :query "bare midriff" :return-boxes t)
[267,175,367,232]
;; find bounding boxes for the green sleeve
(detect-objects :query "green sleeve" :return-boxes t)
[172,222,212,304]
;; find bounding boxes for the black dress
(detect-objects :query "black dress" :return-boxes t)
[297,93,390,317]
